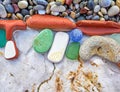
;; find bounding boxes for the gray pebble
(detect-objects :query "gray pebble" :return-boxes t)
[33,5,45,10]
[5,4,14,13]
[92,15,100,20]
[55,1,61,6]
[94,5,100,13]
[51,11,59,16]
[3,0,11,5]
[77,15,86,21]
[50,5,66,12]
[38,10,46,14]
[86,15,93,19]
[104,15,109,20]
[33,0,48,6]
[0,4,7,18]
[21,9,29,16]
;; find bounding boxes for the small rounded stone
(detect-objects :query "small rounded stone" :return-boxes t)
[33,29,54,53]
[92,15,100,20]
[94,5,100,13]
[18,1,28,9]
[21,9,29,16]
[5,4,14,13]
[16,13,23,20]
[99,0,111,7]
[0,4,7,18]
[69,29,83,42]
[66,42,80,60]
[108,6,120,16]
[33,0,48,6]
[101,8,107,15]
[116,0,120,8]
[87,0,95,10]
[33,5,45,10]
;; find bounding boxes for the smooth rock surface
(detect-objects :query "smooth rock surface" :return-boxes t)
[33,29,54,53]
[99,0,111,7]
[108,6,120,16]
[50,4,66,12]
[0,4,7,18]
[18,1,28,9]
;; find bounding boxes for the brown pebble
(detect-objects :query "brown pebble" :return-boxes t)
[70,11,76,19]
[80,8,88,14]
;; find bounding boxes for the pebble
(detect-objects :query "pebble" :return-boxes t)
[77,16,85,21]
[12,4,20,13]
[0,29,7,48]
[33,29,54,53]
[69,29,83,42]
[94,5,100,13]
[50,4,66,12]
[92,15,100,20]
[86,15,93,19]
[5,4,14,13]
[94,0,99,5]
[5,40,18,60]
[16,13,23,20]
[70,11,76,19]
[108,6,120,16]
[56,0,65,4]
[33,0,48,6]
[51,11,59,16]
[66,42,80,60]
[99,0,111,7]
[87,0,95,10]
[18,1,28,9]
[65,0,72,5]
[38,10,46,14]
[73,0,81,4]
[100,17,105,21]
[21,9,29,16]
[48,32,69,63]
[104,15,109,20]
[98,11,103,17]
[0,4,7,18]
[100,8,107,15]
[33,5,45,10]
[116,0,120,8]
[3,0,11,5]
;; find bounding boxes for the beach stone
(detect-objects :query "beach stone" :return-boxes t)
[21,9,29,16]
[33,5,45,10]
[69,29,83,42]
[94,5,100,13]
[66,42,80,60]
[87,0,95,10]
[101,8,107,14]
[116,0,120,8]
[38,10,46,14]
[11,0,19,3]
[111,1,115,6]
[33,29,54,53]
[108,6,120,16]
[33,0,48,6]
[92,15,100,20]
[77,15,85,21]
[18,1,28,9]
[0,4,7,18]
[56,0,65,4]
[51,11,59,16]
[70,11,76,19]
[73,0,81,4]
[16,13,23,20]
[3,0,11,5]
[86,15,93,19]
[0,29,7,48]
[12,4,20,13]
[104,15,109,20]
[94,0,99,5]
[98,11,103,17]
[5,4,14,13]
[50,4,66,12]
[99,0,111,7]
[65,0,72,5]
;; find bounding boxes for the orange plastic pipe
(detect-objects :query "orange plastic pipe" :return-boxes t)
[76,20,120,35]
[26,14,76,31]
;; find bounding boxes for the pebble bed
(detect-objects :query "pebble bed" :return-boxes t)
[0,0,120,22]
